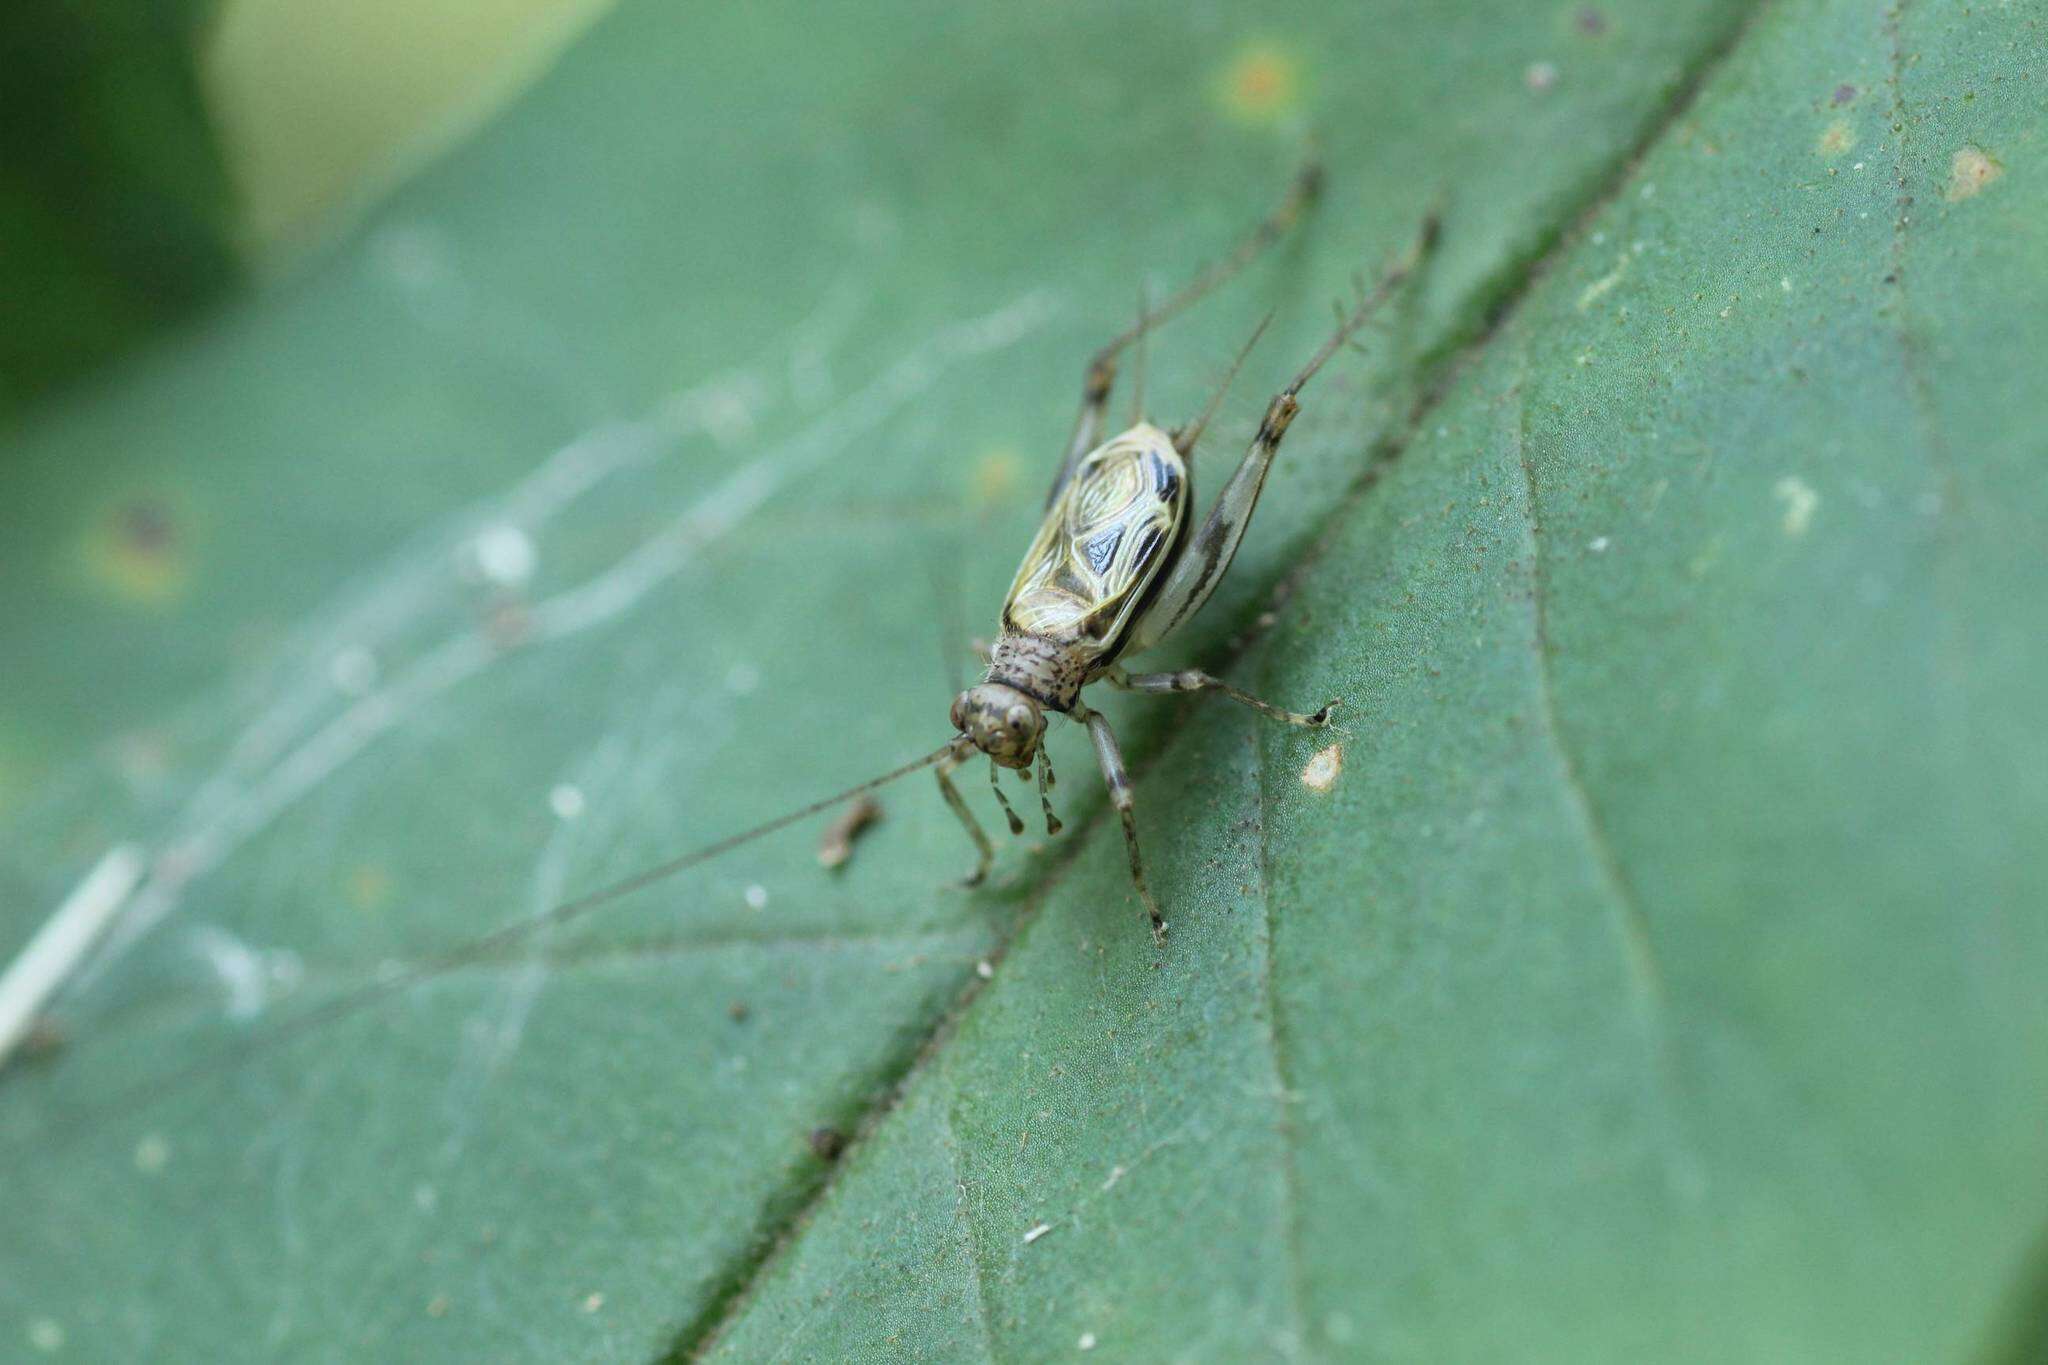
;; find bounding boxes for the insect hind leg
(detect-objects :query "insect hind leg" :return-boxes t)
[1045,158,1323,507]
[1129,212,1441,653]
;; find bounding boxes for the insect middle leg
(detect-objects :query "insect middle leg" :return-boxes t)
[1074,703,1165,945]
[1103,666,1335,728]
[1046,159,1325,505]
[935,748,995,886]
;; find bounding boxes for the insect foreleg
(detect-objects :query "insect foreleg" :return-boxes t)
[1104,666,1335,728]
[1076,704,1165,945]
[936,751,995,886]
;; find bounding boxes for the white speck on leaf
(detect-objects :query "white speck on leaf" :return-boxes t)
[1024,1221,1053,1244]
[1300,745,1343,793]
[133,1133,171,1173]
[469,523,537,589]
[329,646,378,694]
[1524,60,1558,92]
[976,960,994,980]
[744,884,770,911]
[549,784,586,820]
[1079,1332,1098,1350]
[28,1320,63,1353]
[1588,536,1611,553]
[582,1292,605,1314]
[1774,476,1820,536]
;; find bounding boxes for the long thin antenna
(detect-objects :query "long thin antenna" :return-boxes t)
[1092,158,1322,365]
[53,740,962,1125]
[1174,312,1273,455]
[1128,283,1151,425]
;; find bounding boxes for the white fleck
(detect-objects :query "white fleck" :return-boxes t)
[370,223,450,294]
[1852,160,1865,171]
[744,884,770,911]
[1576,254,1630,312]
[329,646,379,695]
[133,1132,171,1173]
[725,662,762,695]
[1639,181,1657,200]
[1079,1332,1099,1351]
[469,523,537,589]
[548,784,586,820]
[28,1319,63,1353]
[1101,1164,1127,1192]
[1588,536,1611,552]
[1773,476,1820,536]
[414,1182,439,1213]
[1524,60,1558,92]
[697,379,761,447]
[1780,276,1793,293]
[1630,239,1646,256]
[1024,1221,1053,1244]
[1300,744,1343,793]
[190,926,297,1021]
[976,960,995,980]
[1590,230,1607,247]
[582,1292,605,1314]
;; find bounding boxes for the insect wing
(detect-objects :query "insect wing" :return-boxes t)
[1002,426,1187,651]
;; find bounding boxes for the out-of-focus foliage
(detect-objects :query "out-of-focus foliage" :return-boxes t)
[0,1,236,415]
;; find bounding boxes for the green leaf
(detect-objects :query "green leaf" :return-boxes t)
[4,1,2043,1361]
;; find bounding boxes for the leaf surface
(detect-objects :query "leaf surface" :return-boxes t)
[4,2,2044,1361]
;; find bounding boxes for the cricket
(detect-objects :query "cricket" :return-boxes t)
[3,164,1438,1103]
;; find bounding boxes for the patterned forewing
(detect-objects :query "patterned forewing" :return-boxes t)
[1002,429,1187,653]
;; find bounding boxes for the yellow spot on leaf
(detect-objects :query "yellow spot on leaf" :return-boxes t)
[974,451,1020,508]
[1217,43,1300,124]
[77,494,194,607]
[347,864,393,911]
[1945,145,2003,201]
[1300,744,1343,792]
[1817,118,1855,157]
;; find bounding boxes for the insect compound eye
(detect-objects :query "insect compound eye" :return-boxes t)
[949,696,967,732]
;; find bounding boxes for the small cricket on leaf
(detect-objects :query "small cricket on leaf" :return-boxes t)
[10,163,1439,1109]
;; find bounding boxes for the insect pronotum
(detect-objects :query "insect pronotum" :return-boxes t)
[30,164,1438,1114]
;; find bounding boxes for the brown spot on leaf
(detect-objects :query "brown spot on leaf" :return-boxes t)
[1945,145,2003,201]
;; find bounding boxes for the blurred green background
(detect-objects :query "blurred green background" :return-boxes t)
[0,0,606,417]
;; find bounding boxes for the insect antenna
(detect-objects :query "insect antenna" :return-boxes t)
[52,739,963,1130]
[1127,283,1152,425]
[1173,311,1274,456]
